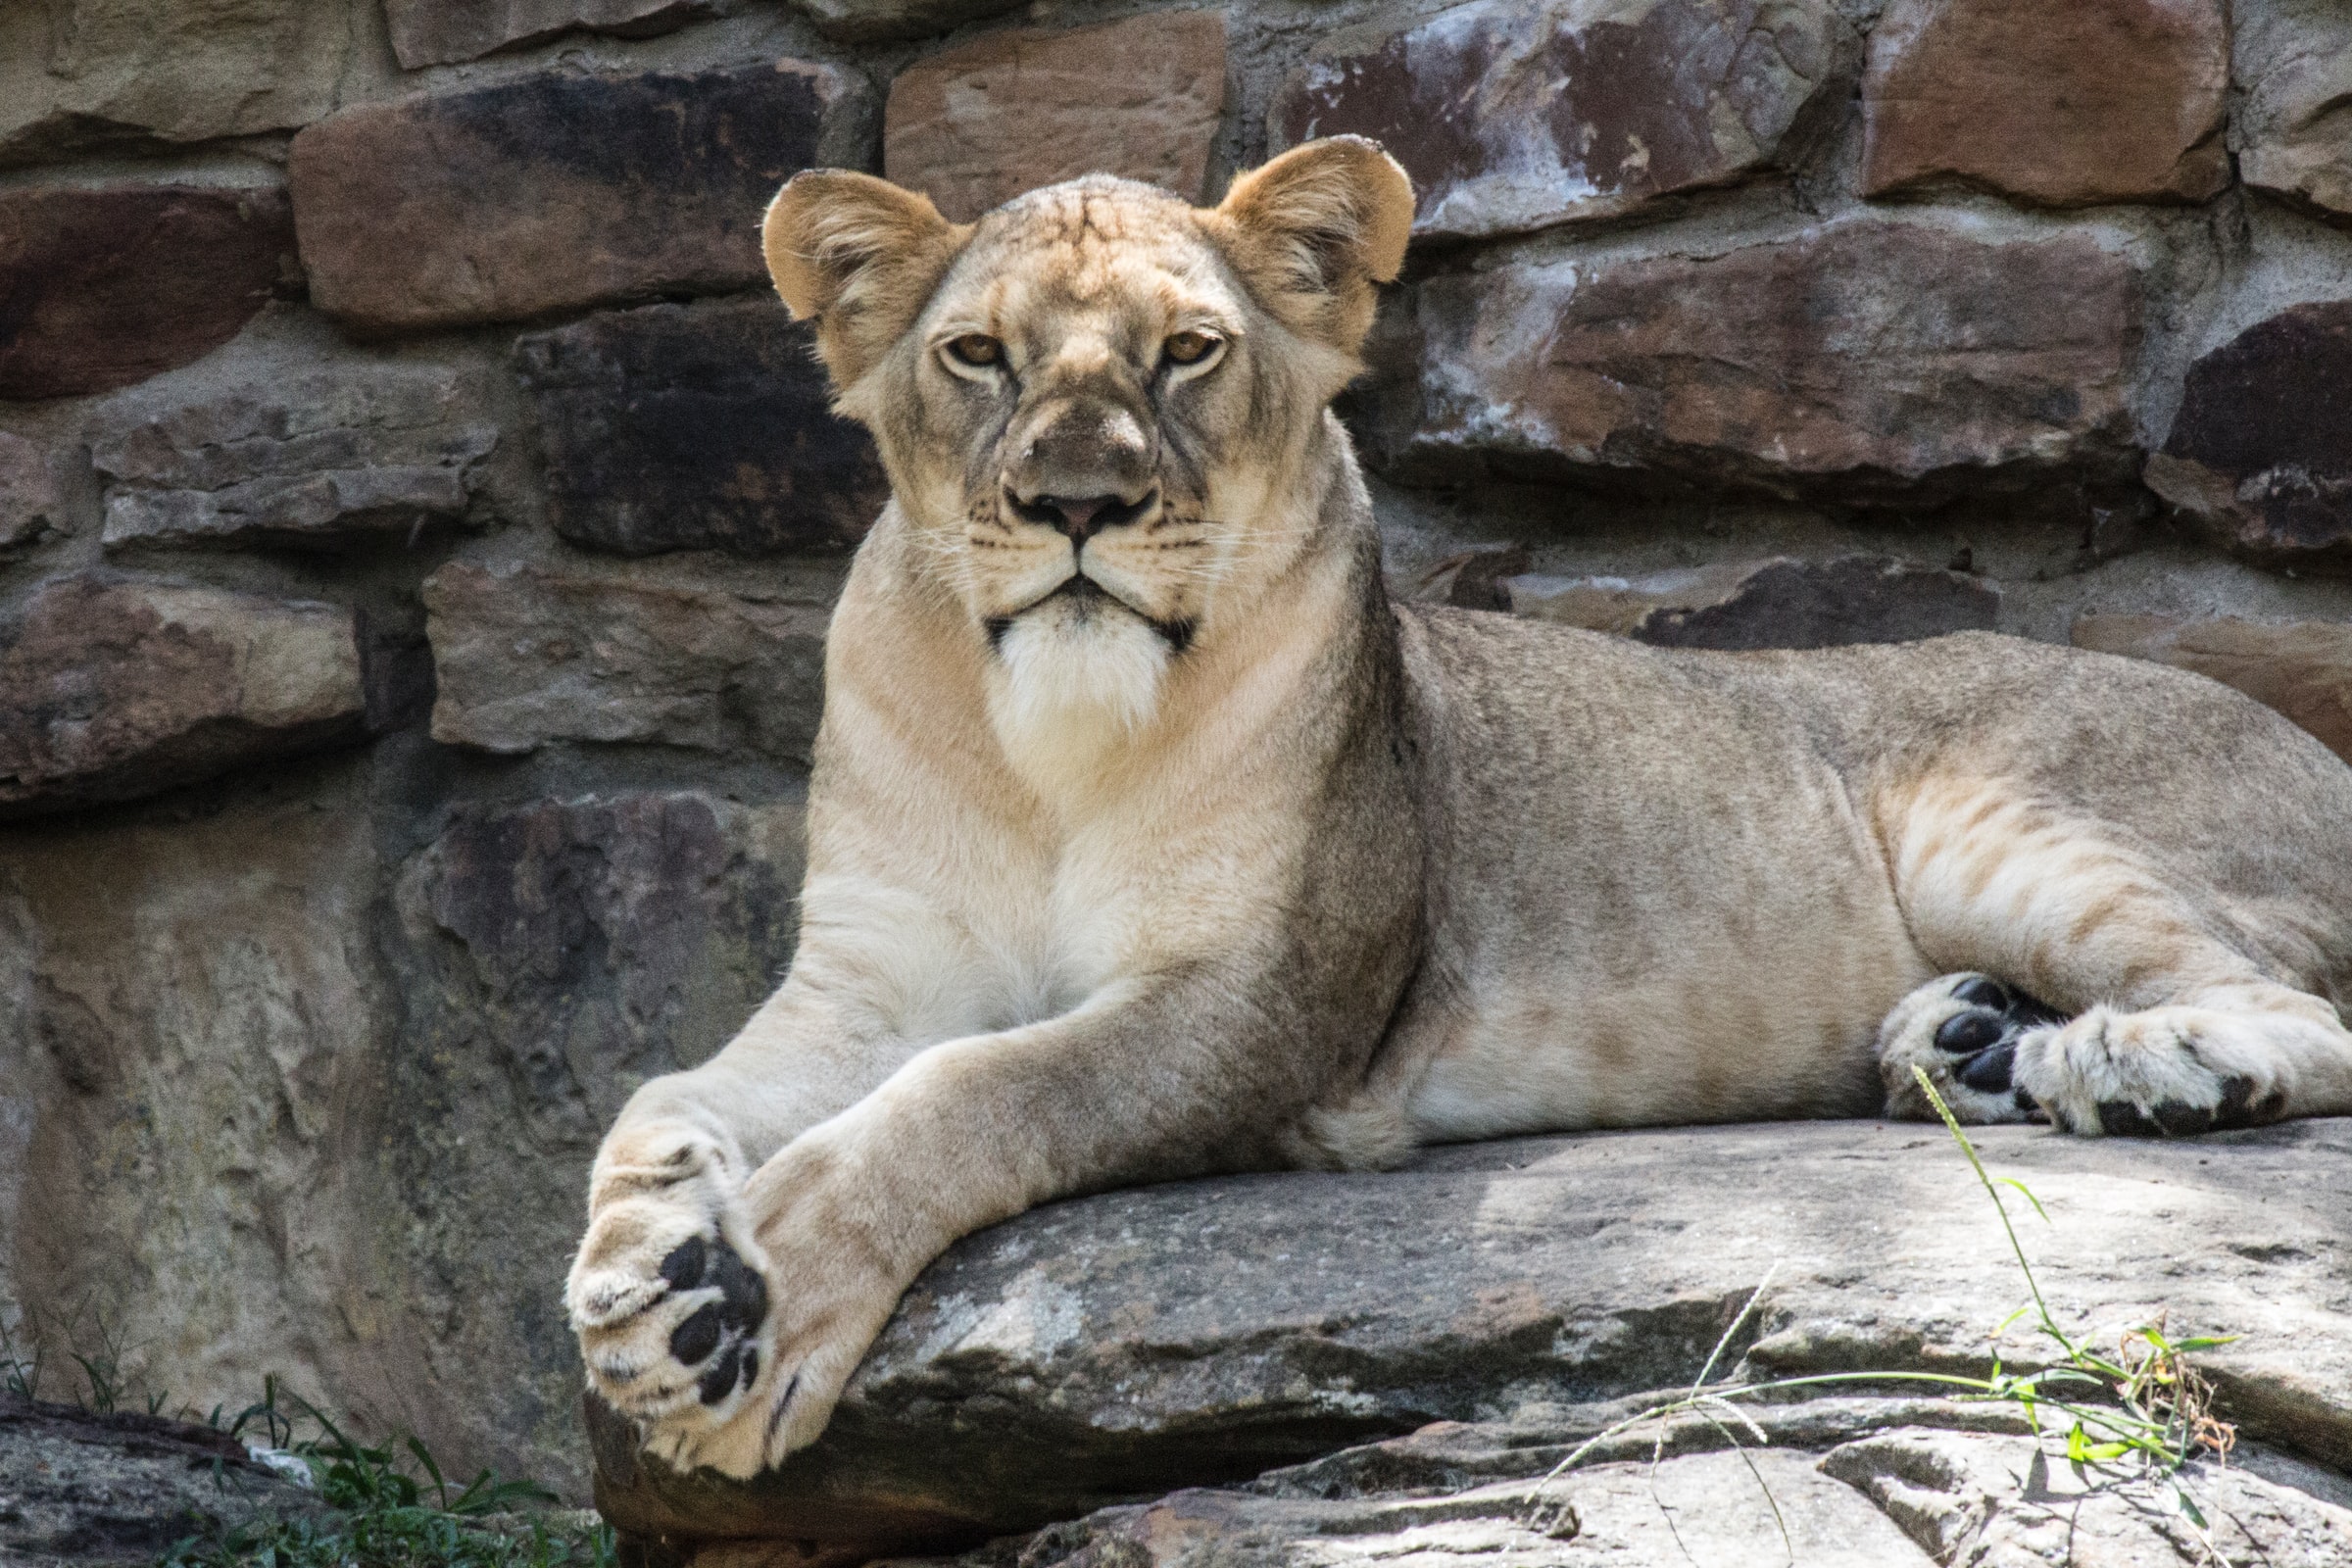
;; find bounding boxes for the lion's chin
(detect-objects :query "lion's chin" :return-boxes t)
[985,595,1171,791]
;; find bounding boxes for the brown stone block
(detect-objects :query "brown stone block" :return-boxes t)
[0,432,64,550]
[0,0,349,167]
[1383,219,2140,499]
[1274,0,1852,241]
[423,562,833,760]
[0,185,295,402]
[0,576,365,816]
[384,0,721,69]
[2146,302,2352,570]
[1509,556,1999,650]
[291,63,858,332]
[884,11,1226,222]
[2236,0,2352,222]
[515,299,882,557]
[92,362,498,554]
[1860,0,2229,206]
[2073,613,2352,763]
[795,0,1024,46]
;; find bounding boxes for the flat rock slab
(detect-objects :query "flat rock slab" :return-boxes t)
[1861,0,2228,206]
[1373,218,2140,499]
[0,1394,322,1564]
[885,12,1227,223]
[383,0,720,69]
[291,63,859,332]
[2072,613,2352,765]
[592,1117,2352,1562]
[1507,555,1998,650]
[2146,301,2352,570]
[515,299,881,557]
[2233,0,2352,222]
[0,185,294,401]
[1274,0,1852,241]
[0,576,365,817]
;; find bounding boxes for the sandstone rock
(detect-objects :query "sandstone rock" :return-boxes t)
[884,12,1227,223]
[0,577,364,817]
[515,299,882,557]
[0,185,295,401]
[1509,556,2000,649]
[423,563,835,761]
[384,0,724,69]
[1378,220,2140,499]
[2234,0,2352,221]
[1860,0,2229,206]
[2145,302,2352,568]
[1272,0,1851,241]
[0,1394,325,1564]
[791,0,1025,46]
[593,1117,2352,1560]
[0,0,349,167]
[2070,613,2352,763]
[91,364,497,554]
[0,432,63,550]
[291,64,858,332]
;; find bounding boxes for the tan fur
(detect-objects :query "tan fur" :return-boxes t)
[568,139,2352,1477]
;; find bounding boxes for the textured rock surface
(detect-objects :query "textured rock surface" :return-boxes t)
[291,64,858,331]
[0,782,803,1501]
[2071,613,2352,762]
[2146,302,2352,568]
[792,0,1026,44]
[0,185,295,401]
[884,12,1227,223]
[1377,220,2140,497]
[423,562,835,761]
[1273,0,1851,241]
[0,578,364,816]
[0,1395,324,1565]
[0,0,350,167]
[0,433,62,551]
[2235,0,2352,221]
[1508,556,1999,649]
[515,299,882,557]
[594,1118,2352,1560]
[1860,0,2229,205]
[383,0,724,69]
[885,1425,2352,1568]
[92,363,497,553]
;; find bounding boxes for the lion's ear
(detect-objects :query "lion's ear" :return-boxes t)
[763,170,969,387]
[1209,136,1413,355]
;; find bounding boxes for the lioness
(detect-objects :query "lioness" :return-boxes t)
[566,137,2352,1476]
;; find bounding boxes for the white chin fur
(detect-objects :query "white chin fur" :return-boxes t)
[987,597,1169,789]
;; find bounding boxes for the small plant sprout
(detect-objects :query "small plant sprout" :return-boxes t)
[1518,1065,2242,1559]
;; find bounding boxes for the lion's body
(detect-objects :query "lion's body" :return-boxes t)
[565,146,2352,1477]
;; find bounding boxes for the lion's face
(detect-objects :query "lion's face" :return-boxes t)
[764,139,1411,769]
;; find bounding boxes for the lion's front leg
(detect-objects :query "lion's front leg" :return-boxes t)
[656,974,1322,1474]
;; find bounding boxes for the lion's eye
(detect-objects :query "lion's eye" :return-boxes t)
[1163,330,1220,367]
[945,333,1003,368]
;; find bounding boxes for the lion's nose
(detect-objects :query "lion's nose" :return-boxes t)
[1006,489,1157,545]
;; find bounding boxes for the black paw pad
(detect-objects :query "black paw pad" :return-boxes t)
[659,1232,769,1402]
[1957,1040,2017,1094]
[1932,978,2069,1100]
[1936,1010,2007,1054]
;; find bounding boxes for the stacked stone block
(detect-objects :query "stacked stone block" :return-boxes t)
[0,0,2349,1505]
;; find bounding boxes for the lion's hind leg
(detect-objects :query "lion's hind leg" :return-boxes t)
[1875,776,2352,1135]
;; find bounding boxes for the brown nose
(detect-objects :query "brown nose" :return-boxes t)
[1006,489,1156,545]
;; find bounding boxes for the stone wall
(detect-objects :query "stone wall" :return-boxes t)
[0,0,2348,1500]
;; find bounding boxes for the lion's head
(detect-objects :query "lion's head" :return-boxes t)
[762,138,1411,774]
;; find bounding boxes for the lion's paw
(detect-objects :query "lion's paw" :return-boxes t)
[1879,973,2062,1124]
[566,1143,776,1460]
[2014,1006,2284,1138]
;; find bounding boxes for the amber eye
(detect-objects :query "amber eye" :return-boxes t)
[945,333,1003,368]
[1163,330,1220,367]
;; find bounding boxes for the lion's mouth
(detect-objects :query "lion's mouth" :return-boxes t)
[989,573,1196,654]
